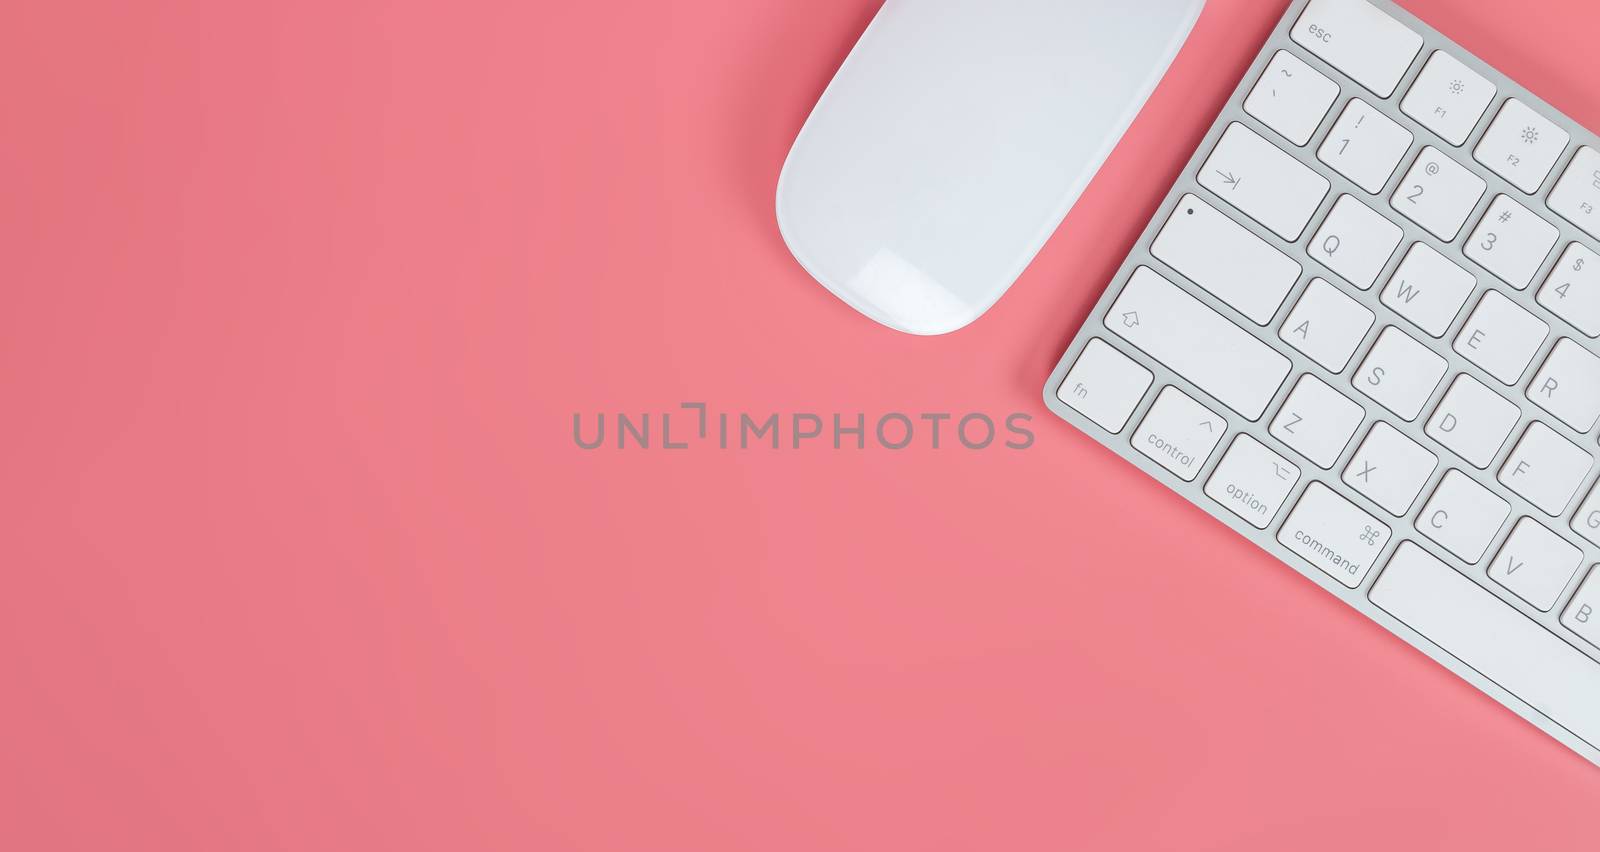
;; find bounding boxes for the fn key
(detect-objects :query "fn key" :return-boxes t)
[1058,339,1153,433]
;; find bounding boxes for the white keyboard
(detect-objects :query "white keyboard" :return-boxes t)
[1044,0,1600,767]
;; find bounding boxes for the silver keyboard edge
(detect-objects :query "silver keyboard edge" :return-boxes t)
[1043,0,1600,769]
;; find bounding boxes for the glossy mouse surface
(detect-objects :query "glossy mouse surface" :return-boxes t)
[776,0,1207,335]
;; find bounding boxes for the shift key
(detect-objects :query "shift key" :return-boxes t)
[1106,267,1292,420]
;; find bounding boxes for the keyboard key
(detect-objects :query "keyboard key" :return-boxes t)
[1279,481,1391,588]
[1417,469,1511,563]
[1132,386,1226,482]
[1355,326,1448,420]
[1106,267,1292,420]
[1310,195,1402,290]
[1527,339,1600,433]
[1279,278,1375,372]
[1500,422,1592,515]
[1371,542,1600,750]
[1205,434,1300,529]
[1391,147,1487,241]
[1489,517,1583,612]
[1201,123,1330,241]
[1548,147,1600,240]
[1344,421,1437,515]
[1475,99,1571,194]
[1244,50,1340,146]
[1401,51,1495,146]
[1564,568,1600,650]
[1454,291,1549,384]
[1380,243,1475,337]
[1291,0,1422,98]
[1318,99,1413,194]
[1576,483,1600,548]
[1059,339,1152,432]
[1425,374,1521,469]
[1537,244,1600,337]
[1270,374,1364,468]
[1153,194,1301,324]
[1464,195,1559,290]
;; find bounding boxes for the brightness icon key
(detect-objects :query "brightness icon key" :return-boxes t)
[1474,98,1570,193]
[1401,51,1495,146]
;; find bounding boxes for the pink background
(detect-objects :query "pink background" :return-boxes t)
[3,0,1598,849]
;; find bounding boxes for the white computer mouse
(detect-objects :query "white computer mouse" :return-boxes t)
[776,0,1207,335]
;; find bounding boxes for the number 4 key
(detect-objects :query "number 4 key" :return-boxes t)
[1537,243,1600,337]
